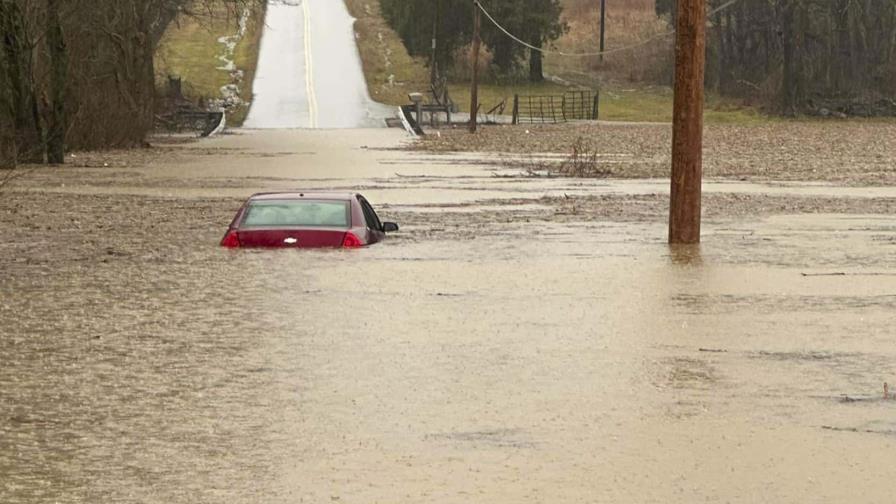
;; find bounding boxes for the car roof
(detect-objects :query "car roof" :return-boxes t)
[248,192,359,202]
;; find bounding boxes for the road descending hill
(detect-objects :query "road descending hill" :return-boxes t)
[243,0,391,129]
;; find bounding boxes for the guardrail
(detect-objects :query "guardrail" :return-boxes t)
[155,109,226,137]
[398,105,424,136]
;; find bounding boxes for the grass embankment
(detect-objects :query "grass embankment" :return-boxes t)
[598,87,771,124]
[346,0,767,124]
[344,0,430,106]
[445,83,767,124]
[545,0,769,123]
[547,0,671,86]
[155,2,265,126]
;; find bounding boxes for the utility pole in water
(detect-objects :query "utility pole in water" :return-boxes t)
[668,0,706,244]
[599,0,606,62]
[469,0,482,133]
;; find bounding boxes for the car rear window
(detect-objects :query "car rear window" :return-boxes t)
[241,200,350,228]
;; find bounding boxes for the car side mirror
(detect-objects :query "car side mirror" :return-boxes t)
[382,222,399,233]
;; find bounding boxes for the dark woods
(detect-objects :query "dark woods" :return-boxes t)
[390,0,896,114]
[0,0,257,168]
[657,0,896,115]
[380,0,567,83]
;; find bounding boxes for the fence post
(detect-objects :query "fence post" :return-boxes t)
[469,0,481,133]
[592,91,600,120]
[512,94,519,124]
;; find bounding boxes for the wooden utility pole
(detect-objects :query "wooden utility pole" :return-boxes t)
[431,0,441,88]
[668,0,706,244]
[599,0,606,62]
[469,0,481,133]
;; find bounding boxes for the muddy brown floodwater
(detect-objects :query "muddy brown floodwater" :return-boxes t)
[1,128,895,503]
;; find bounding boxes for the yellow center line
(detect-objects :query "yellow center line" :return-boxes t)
[302,0,318,128]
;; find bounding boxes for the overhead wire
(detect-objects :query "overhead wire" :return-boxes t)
[474,0,744,58]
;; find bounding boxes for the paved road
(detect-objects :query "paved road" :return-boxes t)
[243,0,392,129]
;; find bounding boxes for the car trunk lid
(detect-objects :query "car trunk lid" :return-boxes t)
[236,228,347,248]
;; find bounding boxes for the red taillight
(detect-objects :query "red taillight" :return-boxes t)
[221,230,240,248]
[342,232,363,248]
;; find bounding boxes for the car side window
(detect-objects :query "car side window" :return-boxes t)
[358,197,382,231]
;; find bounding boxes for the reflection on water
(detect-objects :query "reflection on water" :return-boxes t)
[2,195,896,502]
[668,244,704,267]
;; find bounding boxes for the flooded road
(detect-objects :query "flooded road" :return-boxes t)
[1,129,895,502]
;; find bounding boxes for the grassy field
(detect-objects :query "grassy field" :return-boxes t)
[447,82,569,116]
[542,0,771,123]
[445,83,770,124]
[345,0,769,124]
[155,2,265,126]
[547,0,673,85]
[598,87,773,124]
[343,0,430,106]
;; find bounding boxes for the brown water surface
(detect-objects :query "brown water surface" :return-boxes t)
[1,129,894,503]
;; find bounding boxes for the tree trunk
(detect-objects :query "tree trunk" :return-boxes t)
[714,9,725,92]
[0,124,14,169]
[0,52,14,168]
[469,2,480,133]
[2,0,43,163]
[528,44,544,82]
[0,2,13,168]
[781,0,799,115]
[834,0,851,94]
[46,0,67,164]
[148,2,182,47]
[136,5,157,143]
[491,37,514,74]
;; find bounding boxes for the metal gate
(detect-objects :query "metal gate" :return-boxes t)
[512,90,599,124]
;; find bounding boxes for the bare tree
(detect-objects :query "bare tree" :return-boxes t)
[662,0,896,114]
[0,0,263,168]
[46,0,65,163]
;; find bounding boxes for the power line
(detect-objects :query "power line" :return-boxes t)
[474,0,743,58]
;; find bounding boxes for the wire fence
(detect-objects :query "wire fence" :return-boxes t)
[512,90,599,124]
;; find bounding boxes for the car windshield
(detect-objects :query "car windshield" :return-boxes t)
[241,200,350,228]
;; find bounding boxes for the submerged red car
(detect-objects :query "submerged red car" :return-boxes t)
[220,192,399,248]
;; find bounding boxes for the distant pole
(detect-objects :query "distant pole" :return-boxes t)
[470,0,481,133]
[599,0,606,62]
[431,0,441,88]
[668,0,706,244]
